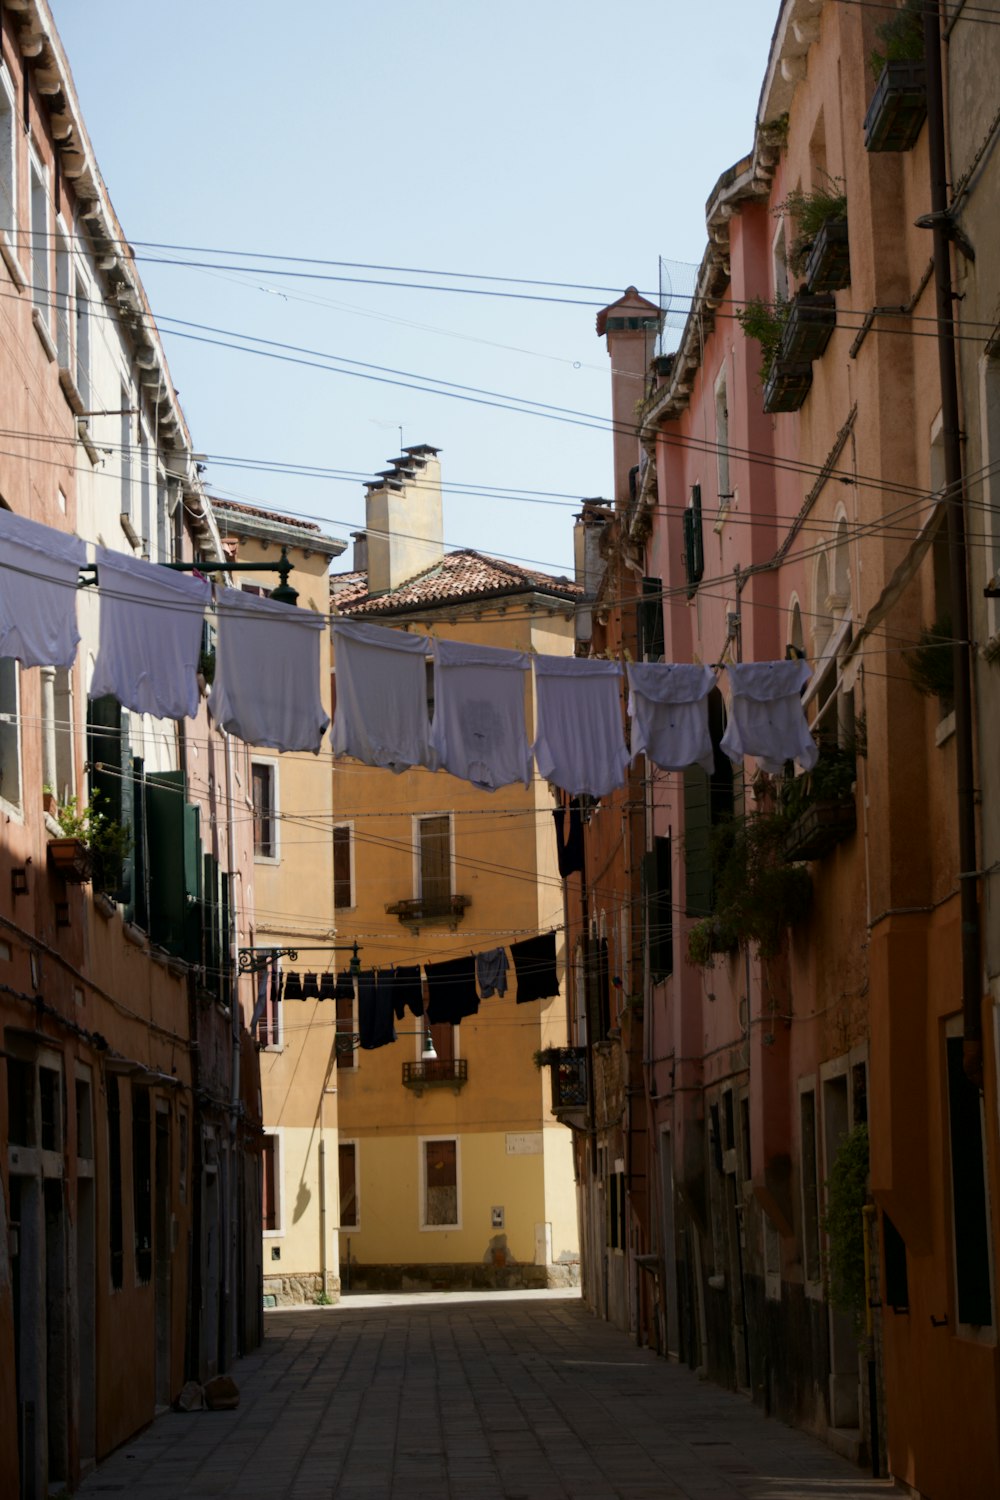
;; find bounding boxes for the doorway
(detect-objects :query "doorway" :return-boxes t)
[154,1104,172,1407]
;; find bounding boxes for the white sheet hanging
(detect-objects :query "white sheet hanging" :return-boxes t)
[532,655,628,798]
[721,660,818,773]
[0,508,85,669]
[332,618,434,773]
[627,662,715,774]
[430,637,531,790]
[212,587,330,752]
[89,549,210,719]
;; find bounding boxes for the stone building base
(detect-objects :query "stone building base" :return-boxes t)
[263,1273,342,1308]
[340,1260,580,1294]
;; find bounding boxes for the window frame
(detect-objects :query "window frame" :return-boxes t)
[0,654,24,819]
[338,1138,359,1231]
[27,146,51,330]
[251,758,280,863]
[419,1135,461,1231]
[798,1077,823,1297]
[261,1127,283,1237]
[413,810,454,909]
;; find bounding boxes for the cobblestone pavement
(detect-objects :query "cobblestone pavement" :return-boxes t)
[78,1291,895,1500]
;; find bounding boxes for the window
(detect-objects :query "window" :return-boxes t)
[789,597,805,658]
[418,814,451,914]
[683,484,704,593]
[333,824,353,909]
[107,1075,124,1290]
[883,1212,909,1314]
[75,273,91,410]
[800,1087,821,1287]
[428,1017,456,1068]
[42,664,74,805]
[29,155,50,324]
[75,1074,94,1161]
[422,1138,459,1228]
[0,71,15,241]
[0,656,22,813]
[638,577,664,662]
[132,1087,152,1283]
[255,955,283,1050]
[609,1166,627,1251]
[339,1141,358,1229]
[683,689,733,917]
[252,761,278,860]
[261,1132,281,1233]
[946,1031,993,1327]
[39,1065,61,1151]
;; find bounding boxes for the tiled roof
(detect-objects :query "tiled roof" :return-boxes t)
[210,497,322,534]
[330,549,582,617]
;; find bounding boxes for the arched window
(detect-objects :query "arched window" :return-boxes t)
[789,597,805,657]
[833,516,850,605]
[813,555,832,656]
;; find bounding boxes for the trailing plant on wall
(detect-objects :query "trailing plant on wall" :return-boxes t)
[735,297,789,383]
[56,792,132,894]
[776,178,848,275]
[869,0,924,76]
[686,813,812,965]
[822,1122,870,1322]
[904,615,955,703]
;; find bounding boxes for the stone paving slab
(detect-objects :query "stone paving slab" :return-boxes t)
[77,1293,895,1499]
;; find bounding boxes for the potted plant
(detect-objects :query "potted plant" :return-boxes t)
[864,0,926,153]
[781,744,858,861]
[778,180,850,292]
[904,614,954,707]
[686,814,812,966]
[737,297,813,414]
[50,793,132,894]
[779,288,837,364]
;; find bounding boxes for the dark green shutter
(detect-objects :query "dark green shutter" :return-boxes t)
[684,767,712,917]
[146,771,202,961]
[127,757,147,929]
[639,577,665,662]
[86,695,132,903]
[643,839,674,979]
[690,484,704,581]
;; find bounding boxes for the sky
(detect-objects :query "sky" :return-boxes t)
[49,0,777,578]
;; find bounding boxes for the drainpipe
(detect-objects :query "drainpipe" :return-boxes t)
[224,732,242,1365]
[922,0,983,1086]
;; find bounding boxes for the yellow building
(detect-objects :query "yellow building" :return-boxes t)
[211,500,346,1305]
[327,447,581,1291]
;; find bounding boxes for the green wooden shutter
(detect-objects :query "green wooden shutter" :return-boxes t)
[690,484,704,581]
[127,757,147,929]
[684,766,712,917]
[146,771,202,961]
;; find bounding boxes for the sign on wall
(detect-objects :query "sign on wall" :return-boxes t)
[506,1132,543,1155]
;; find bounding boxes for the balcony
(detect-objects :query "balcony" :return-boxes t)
[538,1047,588,1128]
[778,291,836,365]
[402,1058,468,1095]
[783,796,857,862]
[864,61,927,154]
[385,894,471,932]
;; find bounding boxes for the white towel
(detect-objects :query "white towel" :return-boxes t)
[0,508,85,669]
[627,662,715,774]
[90,548,210,720]
[721,660,818,773]
[431,637,531,790]
[532,655,628,798]
[212,587,330,752]
[332,618,434,773]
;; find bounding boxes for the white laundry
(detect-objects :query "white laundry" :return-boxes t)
[627,662,715,774]
[212,587,330,752]
[0,508,85,669]
[332,618,434,772]
[430,637,531,790]
[89,549,210,720]
[532,655,629,798]
[721,660,818,773]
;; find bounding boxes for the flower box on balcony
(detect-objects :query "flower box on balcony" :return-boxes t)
[763,360,813,414]
[783,797,857,861]
[47,836,92,883]
[779,292,837,364]
[864,62,927,153]
[385,894,470,930]
[805,218,851,293]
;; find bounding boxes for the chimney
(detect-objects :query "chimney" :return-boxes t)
[365,445,443,594]
[351,530,368,574]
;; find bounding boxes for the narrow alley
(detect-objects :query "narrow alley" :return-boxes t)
[76,1292,891,1500]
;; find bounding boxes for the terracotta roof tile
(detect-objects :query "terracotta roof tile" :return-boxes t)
[210,497,322,533]
[330,549,582,617]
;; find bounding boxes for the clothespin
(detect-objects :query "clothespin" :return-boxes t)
[77,565,99,590]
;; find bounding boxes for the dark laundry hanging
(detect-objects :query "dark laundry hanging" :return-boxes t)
[392,964,425,1019]
[475,947,508,998]
[357,970,396,1049]
[283,971,304,1001]
[551,799,584,878]
[510,932,560,1004]
[425,954,480,1025]
[334,969,355,1001]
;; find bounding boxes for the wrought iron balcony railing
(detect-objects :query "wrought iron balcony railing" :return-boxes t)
[547,1047,588,1111]
[402,1058,468,1094]
[385,895,471,929]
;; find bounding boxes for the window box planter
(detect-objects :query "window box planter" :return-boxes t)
[47,836,92,884]
[783,797,856,861]
[779,292,836,364]
[763,360,813,414]
[385,894,471,930]
[864,62,927,153]
[805,218,851,293]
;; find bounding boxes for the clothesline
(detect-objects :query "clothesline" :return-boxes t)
[1,507,821,790]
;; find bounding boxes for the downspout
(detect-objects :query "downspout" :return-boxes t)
[224,732,242,1365]
[923,0,983,1086]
